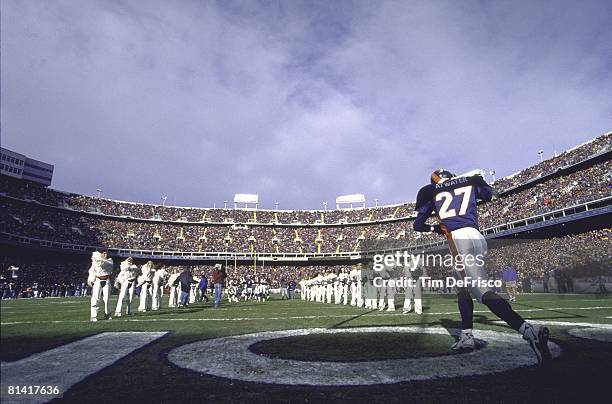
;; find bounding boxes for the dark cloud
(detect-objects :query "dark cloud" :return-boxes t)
[2,0,611,209]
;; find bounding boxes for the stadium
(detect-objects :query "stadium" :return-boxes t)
[2,1,612,403]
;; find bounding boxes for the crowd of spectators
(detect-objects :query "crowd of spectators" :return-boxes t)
[486,228,611,281]
[2,157,609,254]
[1,132,608,226]
[0,175,410,225]
[492,132,610,191]
[479,159,611,227]
[1,196,439,253]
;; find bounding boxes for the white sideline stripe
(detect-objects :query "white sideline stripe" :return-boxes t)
[2,306,612,325]
[0,332,167,403]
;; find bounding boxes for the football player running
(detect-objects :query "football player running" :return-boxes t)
[413,169,552,365]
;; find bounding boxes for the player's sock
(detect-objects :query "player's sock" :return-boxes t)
[457,290,474,330]
[481,291,524,331]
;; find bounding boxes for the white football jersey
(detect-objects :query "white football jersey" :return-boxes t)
[89,252,114,278]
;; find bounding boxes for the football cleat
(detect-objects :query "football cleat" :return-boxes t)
[431,169,456,184]
[114,312,122,318]
[521,323,552,366]
[90,317,98,322]
[451,332,475,352]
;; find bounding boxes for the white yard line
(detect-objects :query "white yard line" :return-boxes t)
[0,332,167,404]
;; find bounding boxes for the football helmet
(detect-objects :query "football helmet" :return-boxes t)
[431,169,456,184]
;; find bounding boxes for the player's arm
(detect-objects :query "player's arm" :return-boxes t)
[413,186,444,234]
[474,175,497,202]
[87,263,95,286]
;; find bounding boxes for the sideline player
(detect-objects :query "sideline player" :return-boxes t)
[87,248,114,322]
[137,261,155,312]
[114,256,139,317]
[166,268,181,308]
[414,169,552,365]
[152,265,167,310]
[349,264,363,307]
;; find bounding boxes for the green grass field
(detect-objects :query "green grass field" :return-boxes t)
[2,293,612,402]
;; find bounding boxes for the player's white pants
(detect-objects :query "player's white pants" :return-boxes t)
[138,283,151,312]
[342,284,349,305]
[115,279,136,315]
[351,282,363,307]
[350,283,357,306]
[377,285,386,310]
[364,282,378,309]
[326,285,333,304]
[404,281,423,314]
[168,286,177,307]
[91,278,111,319]
[189,286,197,304]
[152,283,163,311]
[380,286,395,311]
[451,226,490,302]
[334,282,342,304]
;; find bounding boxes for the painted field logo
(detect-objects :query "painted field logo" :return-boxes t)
[167,326,561,386]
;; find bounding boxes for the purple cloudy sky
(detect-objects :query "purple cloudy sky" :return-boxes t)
[2,0,611,209]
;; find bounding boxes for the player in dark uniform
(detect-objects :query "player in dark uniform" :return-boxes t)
[414,169,552,365]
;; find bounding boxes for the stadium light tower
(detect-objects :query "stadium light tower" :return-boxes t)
[96,188,102,198]
[162,196,167,207]
[375,198,379,207]
[323,201,328,211]
[538,150,544,162]
[490,170,496,181]
[223,200,227,209]
[275,201,279,210]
